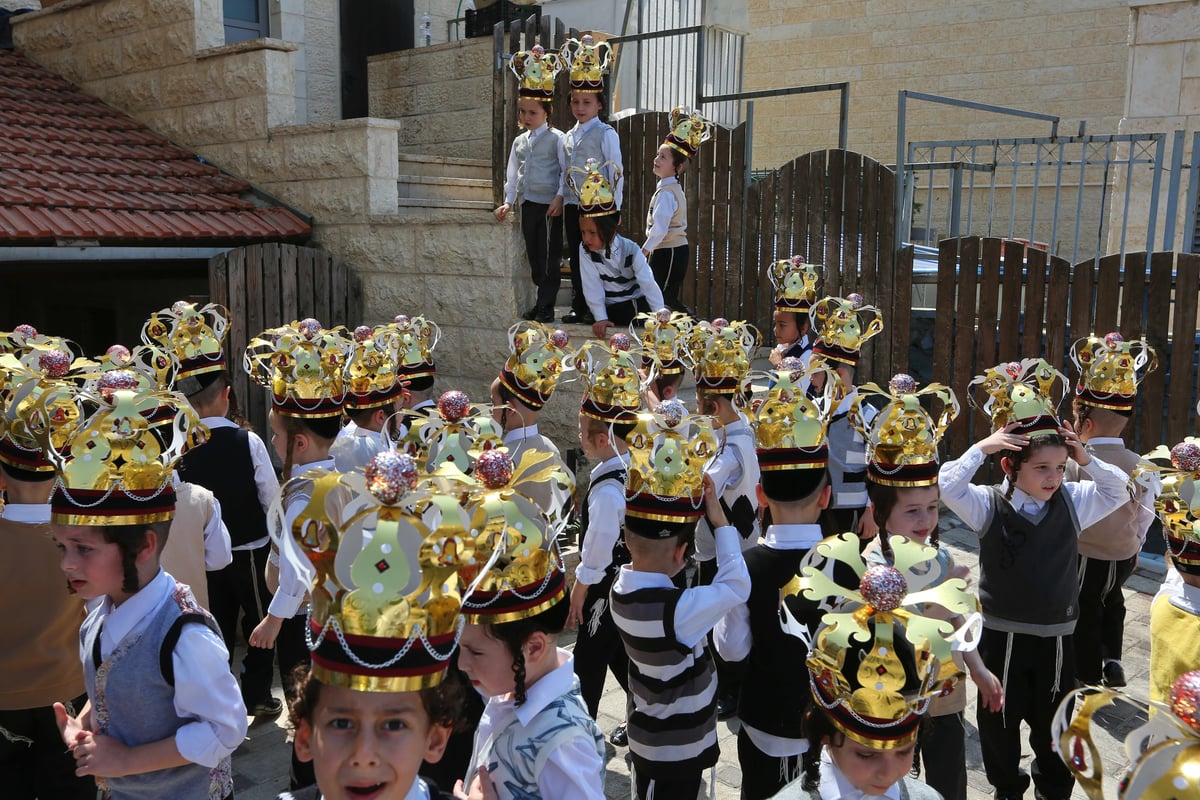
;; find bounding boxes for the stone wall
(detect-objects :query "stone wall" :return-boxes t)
[368,37,493,160]
[273,0,340,123]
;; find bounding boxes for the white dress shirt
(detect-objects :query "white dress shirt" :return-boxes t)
[200,416,280,551]
[818,748,902,799]
[575,455,628,586]
[642,176,679,252]
[329,424,386,472]
[503,122,567,205]
[1,502,50,523]
[268,458,333,619]
[81,569,247,767]
[560,116,623,207]
[578,235,666,323]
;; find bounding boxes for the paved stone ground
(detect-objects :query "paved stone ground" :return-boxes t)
[229,512,1162,800]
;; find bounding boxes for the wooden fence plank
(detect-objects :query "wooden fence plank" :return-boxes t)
[773,158,793,312]
[1021,245,1047,357]
[261,242,281,327]
[225,248,252,433]
[1119,251,1148,337]
[330,251,347,328]
[280,244,299,323]
[1044,253,1070,370]
[891,244,913,377]
[1139,251,1172,452]
[1167,254,1200,443]
[976,237,1001,371]
[759,170,778,324]
[1068,257,1094,346]
[932,239,958,389]
[875,159,898,382]
[314,252,331,324]
[297,248,315,319]
[1094,254,1122,328]
[998,239,1023,359]
[826,150,846,300]
[245,244,265,347]
[950,237,980,457]
[728,123,748,325]
[807,152,828,296]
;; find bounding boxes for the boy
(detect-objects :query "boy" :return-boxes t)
[151,301,284,720]
[330,323,410,471]
[714,362,836,800]
[610,407,750,800]
[48,378,246,800]
[766,256,820,368]
[808,294,883,538]
[1067,332,1157,688]
[636,308,692,409]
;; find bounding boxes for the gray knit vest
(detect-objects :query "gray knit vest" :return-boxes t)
[515,129,562,205]
[82,582,232,800]
[564,123,611,205]
[825,412,869,510]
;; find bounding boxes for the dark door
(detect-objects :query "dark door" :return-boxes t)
[339,0,415,119]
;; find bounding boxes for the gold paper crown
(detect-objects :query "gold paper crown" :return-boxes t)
[968,357,1066,437]
[624,399,717,526]
[750,358,841,470]
[561,33,612,92]
[1053,670,1200,799]
[663,106,712,160]
[498,322,571,410]
[510,44,563,100]
[566,158,621,217]
[855,374,959,488]
[1070,332,1157,413]
[395,390,504,475]
[686,318,760,395]
[86,343,182,427]
[280,456,471,692]
[1134,440,1200,575]
[1,325,80,364]
[36,377,208,525]
[797,533,977,748]
[634,308,693,375]
[389,314,440,381]
[810,294,884,366]
[344,325,405,411]
[0,350,88,473]
[574,334,652,423]
[769,256,822,313]
[141,301,230,393]
[244,319,352,418]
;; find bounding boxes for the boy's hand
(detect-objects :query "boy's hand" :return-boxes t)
[71,732,130,778]
[54,702,87,749]
[249,614,283,648]
[972,665,1005,713]
[856,507,878,540]
[454,766,498,800]
[567,579,589,631]
[493,203,511,222]
[1059,421,1089,465]
[548,196,563,217]
[702,474,729,529]
[592,320,614,339]
[768,347,784,367]
[977,422,1030,456]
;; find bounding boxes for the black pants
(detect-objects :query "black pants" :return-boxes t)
[520,200,563,314]
[606,296,653,327]
[280,612,315,791]
[0,694,94,800]
[208,546,276,705]
[635,770,702,800]
[916,711,967,800]
[1073,553,1137,684]
[977,627,1075,800]
[564,204,588,314]
[573,572,630,718]
[649,244,691,314]
[736,727,803,800]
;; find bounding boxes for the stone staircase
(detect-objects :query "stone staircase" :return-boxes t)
[396,154,493,211]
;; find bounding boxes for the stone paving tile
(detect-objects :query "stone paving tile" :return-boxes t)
[230,511,1163,800]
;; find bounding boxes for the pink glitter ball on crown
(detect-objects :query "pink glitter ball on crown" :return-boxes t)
[437,390,471,423]
[531,44,545,57]
[581,33,594,45]
[791,255,807,267]
[658,398,687,428]
[353,325,373,342]
[1171,442,1200,472]
[846,292,864,309]
[780,356,805,372]
[98,370,137,391]
[1104,332,1124,348]
[365,451,418,505]
[171,300,190,315]
[549,329,569,349]
[1004,361,1022,379]
[474,448,514,490]
[889,373,917,394]
[656,308,673,323]
[393,315,411,331]
[711,318,729,329]
[1170,670,1200,733]
[608,332,633,351]
[105,344,131,365]
[859,564,907,612]
[298,318,321,340]
[13,324,37,339]
[38,349,71,378]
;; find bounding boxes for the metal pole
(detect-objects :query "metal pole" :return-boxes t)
[838,85,849,150]
[950,163,963,238]
[1183,131,1200,253]
[895,90,908,249]
[695,30,706,111]
[1145,134,1165,254]
[1162,130,1184,251]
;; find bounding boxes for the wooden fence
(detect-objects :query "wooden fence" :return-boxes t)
[932,237,1200,461]
[208,243,362,439]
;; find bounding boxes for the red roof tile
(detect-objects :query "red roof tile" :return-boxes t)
[0,49,311,245]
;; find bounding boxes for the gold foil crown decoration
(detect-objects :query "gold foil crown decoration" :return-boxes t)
[244,319,352,419]
[140,300,230,393]
[343,325,405,411]
[856,374,959,488]
[389,314,440,381]
[750,358,841,470]
[1070,332,1157,413]
[968,357,1066,437]
[0,348,89,474]
[36,378,209,525]
[510,43,563,100]
[634,308,693,375]
[623,399,717,526]
[799,533,979,748]
[1053,669,1200,800]
[498,322,572,410]
[769,256,822,313]
[561,33,613,92]
[663,106,712,160]
[1134,440,1200,575]
[810,293,884,366]
[566,158,621,217]
[686,318,760,395]
[397,390,504,475]
[279,454,472,692]
[574,334,652,424]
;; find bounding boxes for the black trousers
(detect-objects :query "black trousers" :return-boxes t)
[606,296,653,327]
[0,694,94,800]
[649,244,691,314]
[977,627,1075,800]
[572,572,630,718]
[280,612,315,791]
[208,545,276,705]
[916,711,967,800]
[1073,553,1137,684]
[564,204,588,314]
[635,770,702,800]
[520,200,563,313]
[736,728,803,800]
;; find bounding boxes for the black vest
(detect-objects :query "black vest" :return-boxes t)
[579,467,629,575]
[979,486,1080,632]
[179,426,269,548]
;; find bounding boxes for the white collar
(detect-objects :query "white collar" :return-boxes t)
[834,387,858,416]
[819,748,902,799]
[1,503,51,523]
[574,116,601,133]
[503,425,540,446]
[290,457,335,479]
[656,176,679,188]
[1084,436,1126,448]
[613,563,676,594]
[491,649,577,727]
[200,415,238,429]
[1005,484,1045,513]
[99,568,173,646]
[1167,574,1200,615]
[411,399,436,412]
[761,523,824,550]
[590,453,627,479]
[526,121,549,139]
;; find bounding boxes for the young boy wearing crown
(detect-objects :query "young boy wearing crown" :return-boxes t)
[767,257,820,369]
[330,323,413,471]
[635,308,693,410]
[1066,333,1157,689]
[712,361,837,800]
[0,332,93,799]
[610,404,750,800]
[48,379,247,800]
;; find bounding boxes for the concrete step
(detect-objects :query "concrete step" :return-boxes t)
[397,174,492,202]
[395,197,494,211]
[397,153,491,181]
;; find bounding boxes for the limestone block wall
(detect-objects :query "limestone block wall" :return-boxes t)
[369,37,493,160]
[273,0,340,122]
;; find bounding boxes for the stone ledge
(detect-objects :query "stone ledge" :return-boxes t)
[197,38,298,59]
